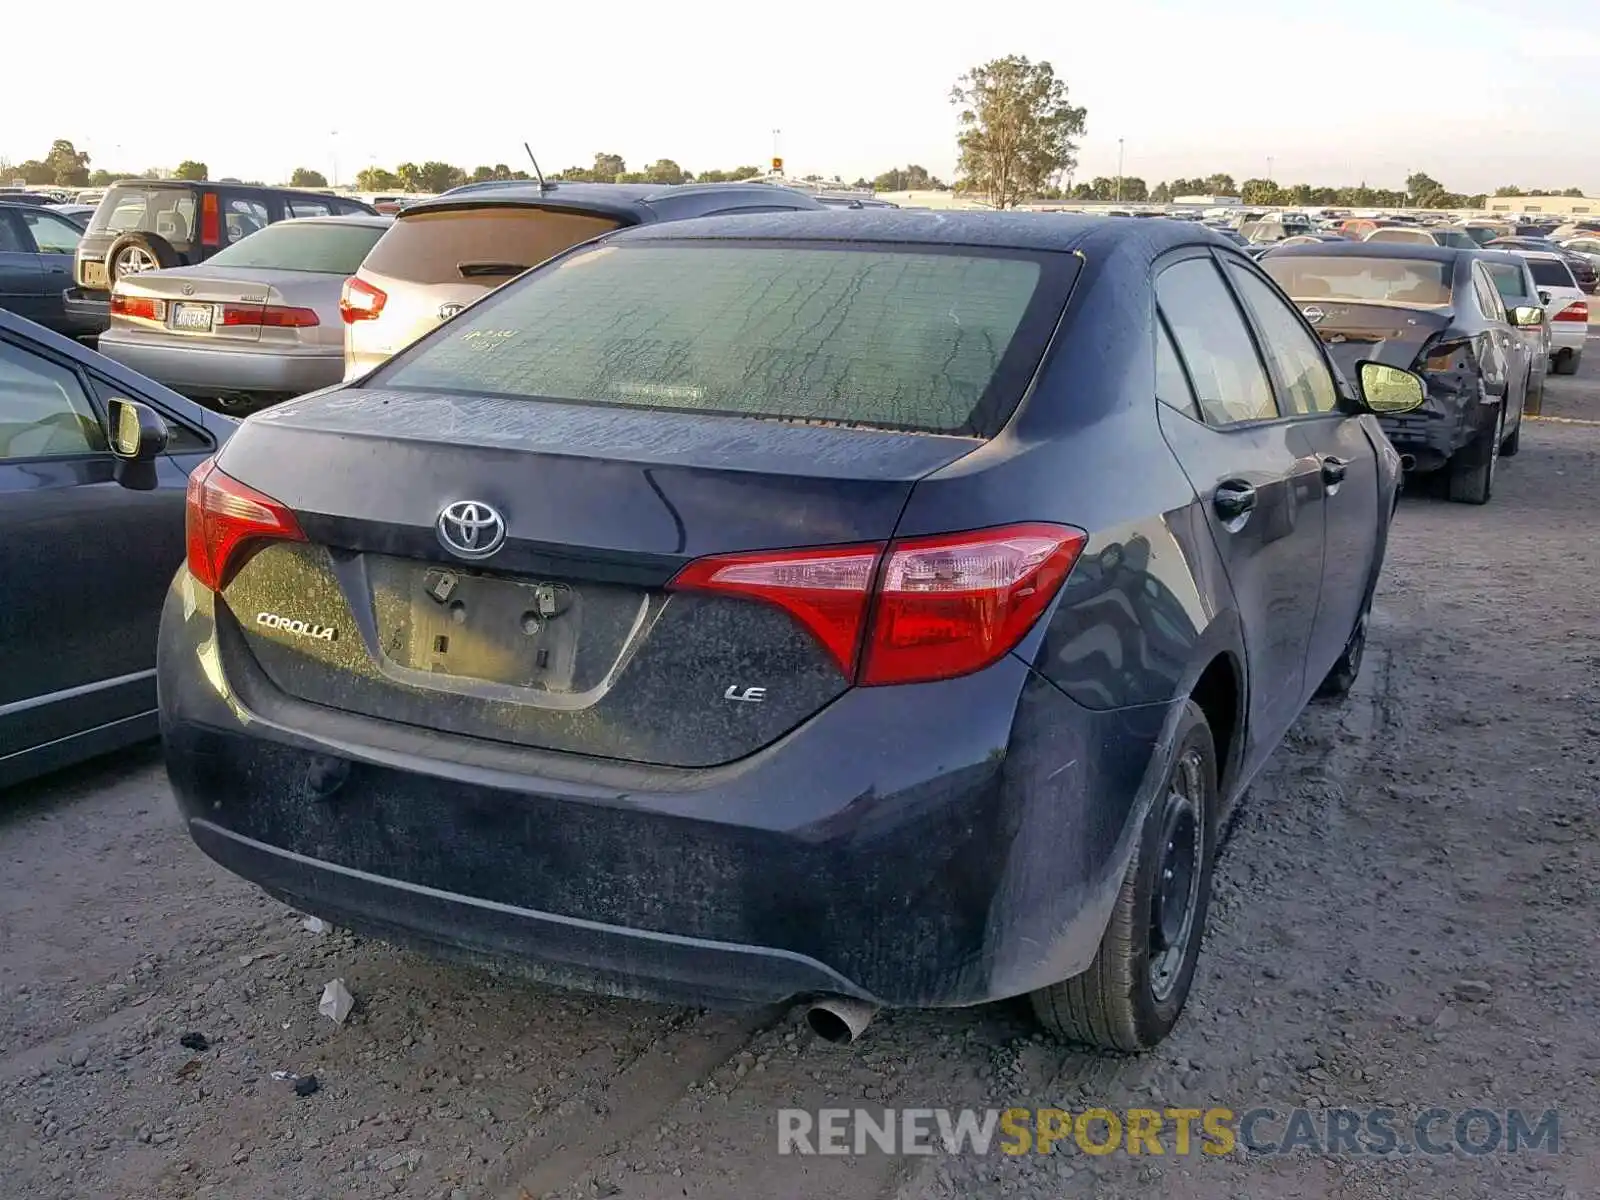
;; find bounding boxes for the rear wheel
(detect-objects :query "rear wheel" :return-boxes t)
[1553,350,1581,376]
[1030,700,1216,1051]
[1447,404,1501,505]
[1314,605,1368,701]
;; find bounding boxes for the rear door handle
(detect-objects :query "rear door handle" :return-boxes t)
[1213,481,1258,523]
[1321,456,1348,485]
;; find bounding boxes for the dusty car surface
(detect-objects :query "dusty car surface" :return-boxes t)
[159,211,1424,1051]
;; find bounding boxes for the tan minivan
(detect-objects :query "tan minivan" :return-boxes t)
[339,181,826,379]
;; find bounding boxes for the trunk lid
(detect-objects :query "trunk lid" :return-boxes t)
[111,266,339,348]
[216,390,981,768]
[1302,302,1456,375]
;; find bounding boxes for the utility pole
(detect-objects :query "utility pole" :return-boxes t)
[1116,137,1125,203]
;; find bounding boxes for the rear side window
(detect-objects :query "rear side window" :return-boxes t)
[288,199,334,219]
[1156,258,1277,425]
[1155,319,1200,421]
[1486,263,1528,300]
[1527,258,1576,288]
[91,185,196,239]
[375,242,1072,436]
[1226,263,1338,416]
[360,207,624,286]
[203,222,387,274]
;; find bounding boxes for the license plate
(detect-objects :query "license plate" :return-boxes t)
[82,262,108,288]
[172,302,214,331]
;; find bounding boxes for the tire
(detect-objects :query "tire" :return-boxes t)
[1500,424,1521,457]
[1314,605,1369,701]
[1552,350,1581,376]
[104,232,178,285]
[1446,403,1502,505]
[1030,700,1217,1051]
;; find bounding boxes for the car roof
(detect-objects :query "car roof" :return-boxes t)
[405,180,821,221]
[1266,240,1468,263]
[608,208,1237,258]
[0,201,62,213]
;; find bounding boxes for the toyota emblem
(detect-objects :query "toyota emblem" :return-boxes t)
[1301,306,1325,325]
[436,500,506,560]
[182,283,196,296]
[438,302,465,320]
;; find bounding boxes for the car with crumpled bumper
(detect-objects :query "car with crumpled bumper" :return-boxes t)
[1261,241,1530,503]
[157,211,1426,1050]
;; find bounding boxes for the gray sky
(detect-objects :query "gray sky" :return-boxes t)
[8,0,1595,193]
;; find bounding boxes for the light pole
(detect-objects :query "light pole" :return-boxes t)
[1116,137,1125,203]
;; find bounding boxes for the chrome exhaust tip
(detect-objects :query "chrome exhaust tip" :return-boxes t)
[804,997,879,1045]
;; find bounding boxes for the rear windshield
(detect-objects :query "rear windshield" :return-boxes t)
[1527,258,1576,288]
[360,206,623,286]
[203,221,387,274]
[372,242,1071,436]
[90,184,197,238]
[1261,255,1453,308]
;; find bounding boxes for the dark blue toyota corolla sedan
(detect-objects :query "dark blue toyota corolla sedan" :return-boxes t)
[153,211,1426,1050]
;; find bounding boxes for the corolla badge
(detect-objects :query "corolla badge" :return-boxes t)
[1301,306,1326,325]
[436,500,506,560]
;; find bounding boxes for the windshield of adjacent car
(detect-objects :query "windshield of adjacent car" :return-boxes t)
[1527,258,1577,288]
[203,221,387,274]
[1261,255,1453,308]
[90,185,197,237]
[373,242,1070,436]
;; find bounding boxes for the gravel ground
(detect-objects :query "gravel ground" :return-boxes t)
[3,345,1599,1200]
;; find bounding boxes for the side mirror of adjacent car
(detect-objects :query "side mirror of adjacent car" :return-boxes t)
[107,397,170,491]
[1356,362,1426,415]
[1509,305,1544,328]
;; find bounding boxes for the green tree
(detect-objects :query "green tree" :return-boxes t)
[1117,176,1148,202]
[45,139,91,186]
[642,159,688,184]
[174,160,209,181]
[1493,185,1524,198]
[16,159,54,184]
[592,152,626,182]
[1203,173,1237,196]
[950,55,1087,208]
[1240,178,1282,205]
[289,167,328,188]
[354,166,401,191]
[1149,181,1172,203]
[470,165,497,182]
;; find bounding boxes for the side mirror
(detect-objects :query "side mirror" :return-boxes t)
[1356,362,1426,415]
[1509,305,1544,328]
[108,397,169,462]
[108,398,169,491]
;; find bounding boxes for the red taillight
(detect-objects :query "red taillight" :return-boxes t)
[863,525,1088,685]
[1554,301,1589,322]
[219,304,320,328]
[200,192,220,247]
[668,523,1086,686]
[339,276,387,323]
[184,459,306,592]
[110,292,165,321]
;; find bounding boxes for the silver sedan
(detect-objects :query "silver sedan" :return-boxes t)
[97,215,390,413]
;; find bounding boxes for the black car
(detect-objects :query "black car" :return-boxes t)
[1482,237,1598,293]
[157,212,1425,1050]
[0,309,233,787]
[69,181,378,331]
[1260,242,1533,503]
[0,203,99,336]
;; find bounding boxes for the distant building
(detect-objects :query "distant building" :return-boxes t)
[1484,194,1599,216]
[1173,194,1242,207]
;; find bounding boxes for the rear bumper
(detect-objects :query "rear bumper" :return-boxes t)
[1549,324,1586,356]
[63,287,110,333]
[97,334,342,398]
[1378,384,1499,471]
[158,573,1179,1010]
